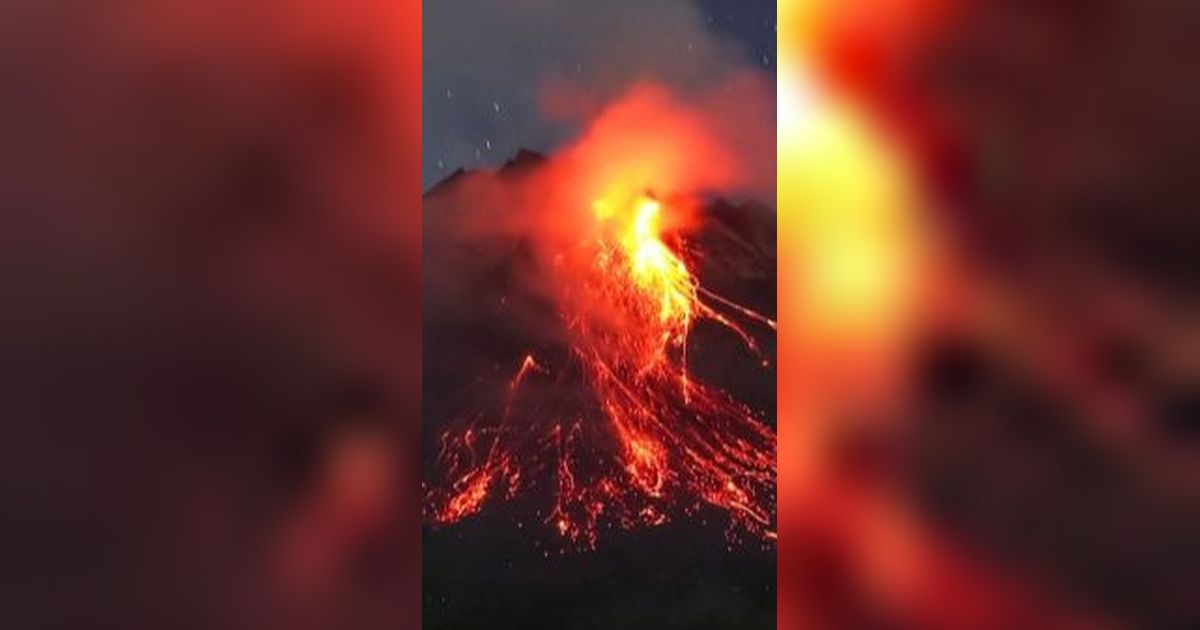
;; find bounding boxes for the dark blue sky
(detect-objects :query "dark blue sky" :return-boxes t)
[694,0,777,73]
[422,0,775,189]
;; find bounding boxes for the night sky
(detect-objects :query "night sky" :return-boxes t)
[422,0,775,189]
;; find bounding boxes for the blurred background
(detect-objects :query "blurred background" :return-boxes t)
[0,2,421,629]
[2,0,1196,628]
[778,0,1197,628]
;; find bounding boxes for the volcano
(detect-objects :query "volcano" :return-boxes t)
[422,149,777,549]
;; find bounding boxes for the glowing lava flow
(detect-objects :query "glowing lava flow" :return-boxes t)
[427,183,776,548]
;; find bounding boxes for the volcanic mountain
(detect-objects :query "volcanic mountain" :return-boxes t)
[421,149,777,544]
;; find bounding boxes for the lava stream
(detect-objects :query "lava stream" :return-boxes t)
[427,183,775,548]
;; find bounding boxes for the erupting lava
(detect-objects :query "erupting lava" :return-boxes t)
[425,87,776,547]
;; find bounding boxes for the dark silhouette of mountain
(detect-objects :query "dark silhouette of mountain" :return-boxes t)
[421,150,777,629]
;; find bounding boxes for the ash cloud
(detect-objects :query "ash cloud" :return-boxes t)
[423,0,775,188]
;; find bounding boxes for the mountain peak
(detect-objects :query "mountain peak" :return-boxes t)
[501,148,546,174]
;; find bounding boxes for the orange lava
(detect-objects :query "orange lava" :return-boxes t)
[426,82,776,547]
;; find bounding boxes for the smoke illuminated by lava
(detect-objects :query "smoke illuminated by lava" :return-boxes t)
[424,79,776,548]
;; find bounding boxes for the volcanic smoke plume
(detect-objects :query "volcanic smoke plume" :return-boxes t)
[423,79,776,548]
